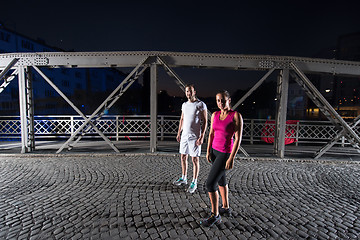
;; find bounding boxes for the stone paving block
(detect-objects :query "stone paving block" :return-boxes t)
[328,231,339,239]
[1,154,360,239]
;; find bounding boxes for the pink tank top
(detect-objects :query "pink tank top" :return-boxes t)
[212,110,236,153]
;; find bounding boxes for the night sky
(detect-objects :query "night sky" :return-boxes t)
[2,0,360,97]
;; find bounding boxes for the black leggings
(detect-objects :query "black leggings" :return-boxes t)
[206,148,230,192]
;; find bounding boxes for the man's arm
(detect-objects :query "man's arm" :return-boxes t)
[176,112,184,142]
[196,108,208,146]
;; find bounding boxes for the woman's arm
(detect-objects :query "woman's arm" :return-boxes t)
[206,112,215,163]
[225,112,243,169]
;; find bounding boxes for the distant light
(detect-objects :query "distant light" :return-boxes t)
[253,102,255,104]
[274,98,277,101]
[325,89,331,93]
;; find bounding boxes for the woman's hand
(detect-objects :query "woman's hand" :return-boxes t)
[225,157,234,170]
[206,152,212,163]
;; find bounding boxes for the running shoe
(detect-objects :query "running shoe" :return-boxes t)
[200,213,221,227]
[219,207,232,217]
[173,177,187,186]
[187,182,197,193]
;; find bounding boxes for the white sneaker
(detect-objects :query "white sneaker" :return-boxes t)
[173,177,187,186]
[187,182,197,193]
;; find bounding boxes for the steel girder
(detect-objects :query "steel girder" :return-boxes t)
[150,64,158,153]
[0,58,19,94]
[1,51,360,76]
[290,63,360,158]
[52,57,151,153]
[1,51,360,157]
[274,69,290,158]
[32,65,121,153]
[25,67,35,151]
[17,66,28,153]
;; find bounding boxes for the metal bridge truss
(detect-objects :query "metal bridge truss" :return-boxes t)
[0,51,360,157]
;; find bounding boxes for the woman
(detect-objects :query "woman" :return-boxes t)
[200,90,243,227]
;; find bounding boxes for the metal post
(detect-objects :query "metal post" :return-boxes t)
[26,67,35,151]
[274,69,289,158]
[71,116,74,135]
[116,115,119,141]
[250,119,254,145]
[296,121,300,146]
[160,116,164,141]
[18,66,28,153]
[150,63,158,152]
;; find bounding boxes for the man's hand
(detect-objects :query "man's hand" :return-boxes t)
[196,136,204,146]
[176,134,181,143]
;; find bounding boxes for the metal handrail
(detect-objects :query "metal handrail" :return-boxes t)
[0,115,358,146]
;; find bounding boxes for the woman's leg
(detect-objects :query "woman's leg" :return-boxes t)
[218,185,229,208]
[218,153,230,209]
[208,191,219,216]
[205,149,227,214]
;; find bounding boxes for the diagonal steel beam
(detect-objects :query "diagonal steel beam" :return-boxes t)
[232,68,275,110]
[158,57,250,157]
[0,58,18,80]
[0,58,19,94]
[56,57,150,153]
[157,56,186,91]
[290,62,360,156]
[0,68,19,94]
[32,65,120,153]
[314,115,360,159]
[68,65,149,150]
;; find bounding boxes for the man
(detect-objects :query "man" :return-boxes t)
[173,84,208,193]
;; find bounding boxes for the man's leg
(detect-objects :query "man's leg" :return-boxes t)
[191,156,199,181]
[174,154,188,185]
[181,154,188,178]
[187,156,199,193]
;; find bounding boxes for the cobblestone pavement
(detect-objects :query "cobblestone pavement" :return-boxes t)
[0,154,360,239]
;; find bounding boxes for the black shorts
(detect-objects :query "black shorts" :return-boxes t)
[206,148,230,192]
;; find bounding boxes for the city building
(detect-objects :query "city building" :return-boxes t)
[290,32,360,120]
[0,24,142,115]
[334,32,360,119]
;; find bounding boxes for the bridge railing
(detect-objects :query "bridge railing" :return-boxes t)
[0,115,358,146]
